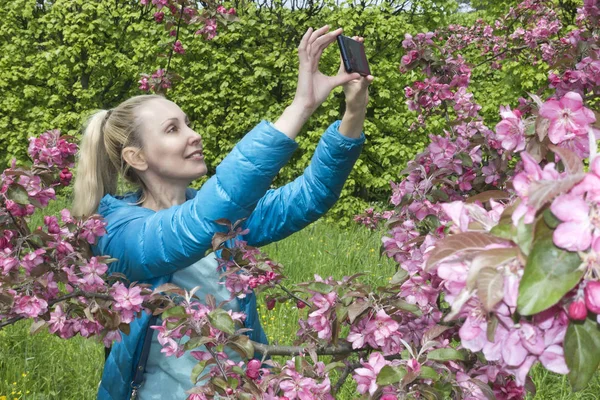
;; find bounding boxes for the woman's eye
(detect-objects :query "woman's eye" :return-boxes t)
[167,125,178,133]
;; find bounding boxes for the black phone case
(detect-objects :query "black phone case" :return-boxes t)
[336,35,371,76]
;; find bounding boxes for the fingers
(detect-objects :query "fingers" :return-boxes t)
[308,25,331,45]
[297,27,313,59]
[332,72,361,88]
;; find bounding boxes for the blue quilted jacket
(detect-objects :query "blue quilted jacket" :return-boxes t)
[93,120,364,400]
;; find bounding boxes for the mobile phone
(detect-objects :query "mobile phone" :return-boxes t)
[336,35,371,76]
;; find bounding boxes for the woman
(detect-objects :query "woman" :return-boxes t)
[72,26,373,400]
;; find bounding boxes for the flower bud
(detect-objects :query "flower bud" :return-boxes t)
[258,275,267,285]
[266,298,276,310]
[568,298,587,320]
[296,300,306,309]
[225,388,233,395]
[585,281,600,314]
[249,278,258,289]
[381,395,398,400]
[245,359,261,380]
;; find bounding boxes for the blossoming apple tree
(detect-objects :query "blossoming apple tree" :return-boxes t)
[2,0,600,399]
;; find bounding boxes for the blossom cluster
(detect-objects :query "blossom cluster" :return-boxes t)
[0,131,153,348]
[370,0,600,397]
[354,207,393,230]
[216,239,284,298]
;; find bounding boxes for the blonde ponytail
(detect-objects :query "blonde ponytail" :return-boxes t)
[72,95,164,217]
[72,110,117,217]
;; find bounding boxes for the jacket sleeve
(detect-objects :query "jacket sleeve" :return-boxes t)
[242,120,365,247]
[95,121,298,281]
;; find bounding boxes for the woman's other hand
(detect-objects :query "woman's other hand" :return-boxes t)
[339,36,374,139]
[273,26,360,139]
[341,37,374,115]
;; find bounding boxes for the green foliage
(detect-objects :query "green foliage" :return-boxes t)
[517,232,583,316]
[0,0,160,167]
[564,317,600,391]
[0,0,561,223]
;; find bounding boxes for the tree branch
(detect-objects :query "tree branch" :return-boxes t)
[250,340,354,356]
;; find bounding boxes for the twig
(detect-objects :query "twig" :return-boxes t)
[207,346,229,381]
[278,284,311,307]
[332,362,361,396]
[474,45,531,68]
[163,0,186,83]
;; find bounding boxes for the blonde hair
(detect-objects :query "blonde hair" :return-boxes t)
[72,95,164,217]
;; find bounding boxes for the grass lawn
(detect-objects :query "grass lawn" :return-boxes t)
[1,200,599,399]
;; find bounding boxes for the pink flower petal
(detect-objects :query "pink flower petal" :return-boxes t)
[539,99,563,120]
[553,221,592,251]
[560,92,584,112]
[540,344,569,374]
[550,194,589,223]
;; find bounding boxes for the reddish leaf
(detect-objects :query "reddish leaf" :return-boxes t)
[527,174,585,211]
[421,325,451,346]
[466,248,517,290]
[476,267,504,312]
[549,144,584,175]
[347,300,370,324]
[425,232,510,271]
[465,190,511,204]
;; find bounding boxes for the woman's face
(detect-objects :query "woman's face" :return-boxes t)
[135,98,207,184]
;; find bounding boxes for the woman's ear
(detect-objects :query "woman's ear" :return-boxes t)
[122,147,148,172]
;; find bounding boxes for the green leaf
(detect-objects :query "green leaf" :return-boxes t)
[390,268,409,285]
[307,282,334,294]
[419,366,439,381]
[184,336,214,351]
[376,365,407,386]
[190,360,208,384]
[517,233,583,315]
[426,348,466,362]
[6,185,29,205]
[208,308,235,335]
[392,299,423,317]
[227,335,254,359]
[162,305,186,320]
[565,318,600,391]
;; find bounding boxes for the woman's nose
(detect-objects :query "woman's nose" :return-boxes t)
[189,131,202,146]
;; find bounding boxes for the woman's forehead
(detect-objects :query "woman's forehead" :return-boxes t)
[138,98,185,124]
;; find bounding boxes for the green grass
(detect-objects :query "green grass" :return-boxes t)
[2,207,600,399]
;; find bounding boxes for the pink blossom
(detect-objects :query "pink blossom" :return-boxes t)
[111,282,144,317]
[495,105,525,152]
[21,249,46,274]
[79,257,108,291]
[539,92,596,144]
[173,40,185,55]
[550,192,592,251]
[0,249,18,274]
[365,309,401,347]
[13,295,48,318]
[585,281,600,314]
[48,304,67,335]
[196,18,217,40]
[154,11,164,23]
[103,330,122,347]
[80,218,107,244]
[353,352,388,395]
